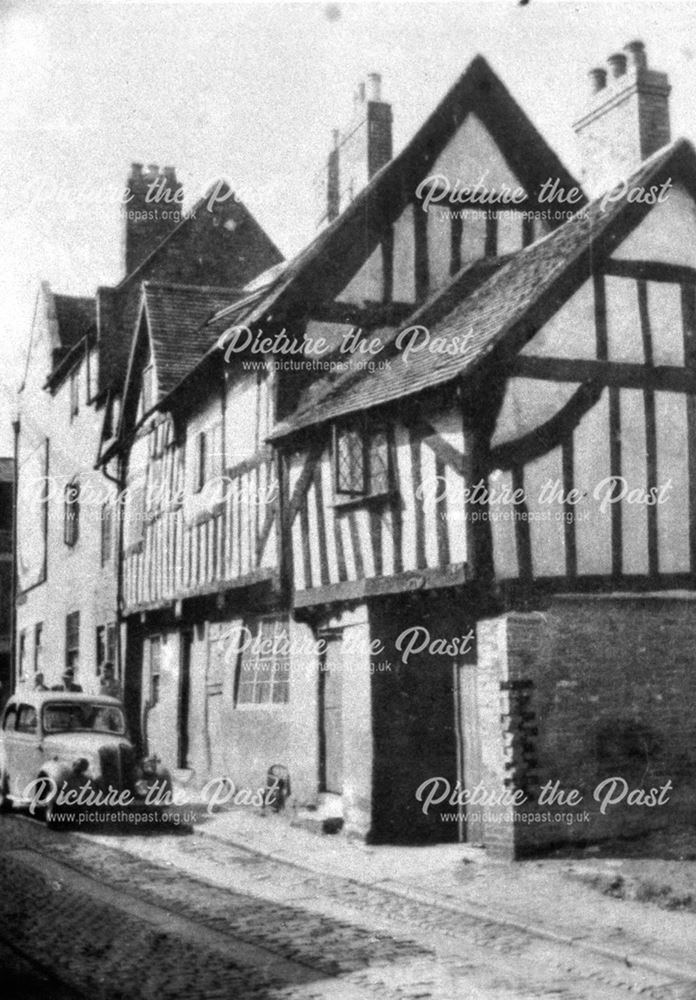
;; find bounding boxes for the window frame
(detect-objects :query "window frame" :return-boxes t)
[34,622,44,675]
[235,616,289,709]
[65,611,80,671]
[101,499,113,565]
[195,431,207,493]
[18,630,27,681]
[16,704,38,735]
[194,422,223,496]
[332,423,394,502]
[64,479,80,547]
[70,368,80,420]
[149,634,162,706]
[97,621,118,675]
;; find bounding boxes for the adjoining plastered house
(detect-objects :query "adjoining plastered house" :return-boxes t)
[14,165,282,701]
[104,41,696,858]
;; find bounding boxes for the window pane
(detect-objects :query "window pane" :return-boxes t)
[369,430,390,493]
[150,636,161,705]
[34,623,44,674]
[336,429,365,493]
[107,624,117,664]
[236,616,289,706]
[64,481,80,546]
[101,502,113,563]
[66,612,80,671]
[96,625,106,666]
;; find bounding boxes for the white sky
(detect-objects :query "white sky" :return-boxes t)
[2,0,696,452]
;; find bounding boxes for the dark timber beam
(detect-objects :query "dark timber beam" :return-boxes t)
[605,259,696,284]
[511,355,696,392]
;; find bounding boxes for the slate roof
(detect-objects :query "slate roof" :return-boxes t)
[270,138,692,439]
[142,282,245,396]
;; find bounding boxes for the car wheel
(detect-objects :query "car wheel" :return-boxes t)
[43,790,64,829]
[32,774,62,827]
[0,773,11,813]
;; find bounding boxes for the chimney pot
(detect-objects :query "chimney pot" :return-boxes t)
[607,52,627,78]
[624,40,647,71]
[588,67,608,94]
[130,162,143,177]
[331,128,340,149]
[366,72,382,102]
[574,43,670,196]
[146,163,159,177]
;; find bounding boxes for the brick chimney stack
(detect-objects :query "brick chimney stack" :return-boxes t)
[314,74,393,228]
[123,162,184,276]
[573,41,671,196]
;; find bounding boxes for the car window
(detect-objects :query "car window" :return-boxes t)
[2,707,17,732]
[16,705,38,734]
[42,702,126,736]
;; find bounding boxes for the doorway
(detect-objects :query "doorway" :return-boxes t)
[178,629,192,769]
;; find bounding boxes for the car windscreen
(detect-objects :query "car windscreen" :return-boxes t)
[42,702,126,736]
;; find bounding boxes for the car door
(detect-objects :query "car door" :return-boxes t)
[8,703,42,801]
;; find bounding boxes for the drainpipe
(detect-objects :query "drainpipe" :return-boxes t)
[100,453,124,680]
[10,417,19,697]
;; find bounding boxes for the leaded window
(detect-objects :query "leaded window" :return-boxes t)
[333,425,392,498]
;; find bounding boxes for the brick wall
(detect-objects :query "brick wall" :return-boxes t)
[485,597,696,856]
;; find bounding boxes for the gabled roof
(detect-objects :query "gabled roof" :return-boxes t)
[185,55,585,382]
[142,282,246,396]
[103,281,246,462]
[21,288,97,394]
[270,138,694,439]
[95,183,283,398]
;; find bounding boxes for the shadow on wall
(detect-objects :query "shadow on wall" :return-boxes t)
[595,719,662,782]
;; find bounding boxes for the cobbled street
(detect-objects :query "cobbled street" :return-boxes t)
[2,813,696,1000]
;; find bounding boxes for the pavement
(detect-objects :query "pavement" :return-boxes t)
[189,804,696,983]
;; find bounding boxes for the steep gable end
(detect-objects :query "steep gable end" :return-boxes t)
[95,185,283,399]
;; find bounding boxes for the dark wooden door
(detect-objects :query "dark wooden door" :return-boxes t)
[178,630,192,769]
[319,635,343,794]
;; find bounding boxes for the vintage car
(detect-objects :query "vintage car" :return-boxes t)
[0,691,171,825]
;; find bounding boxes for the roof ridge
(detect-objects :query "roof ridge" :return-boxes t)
[142,280,245,295]
[53,292,95,304]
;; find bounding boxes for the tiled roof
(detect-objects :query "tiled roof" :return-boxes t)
[142,282,245,396]
[270,139,691,439]
[97,185,282,398]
